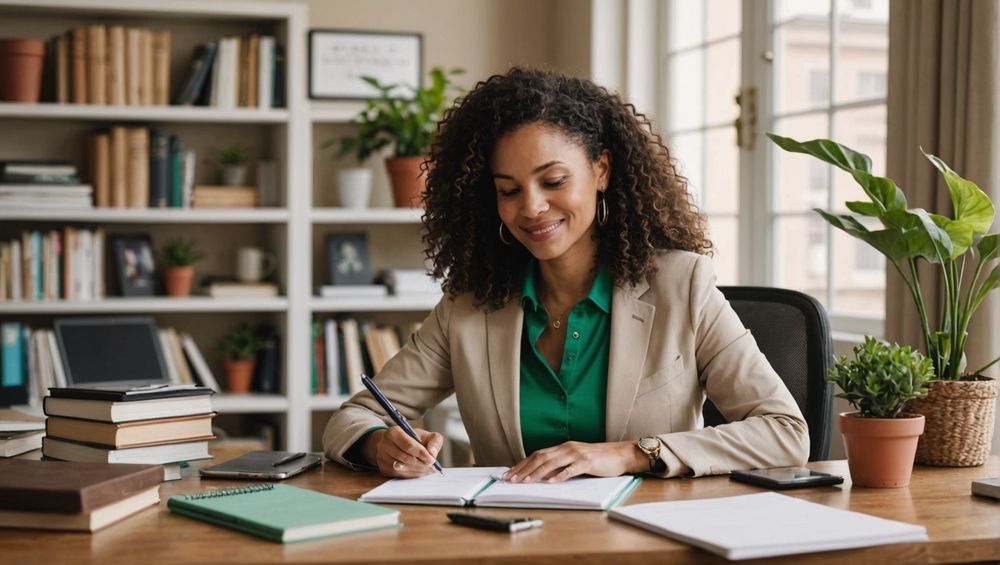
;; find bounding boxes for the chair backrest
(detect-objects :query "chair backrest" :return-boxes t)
[703,286,834,461]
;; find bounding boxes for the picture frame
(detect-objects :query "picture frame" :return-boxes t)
[326,233,373,285]
[308,29,422,100]
[109,233,158,297]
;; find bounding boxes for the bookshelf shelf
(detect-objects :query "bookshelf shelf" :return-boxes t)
[311,294,441,312]
[0,103,290,124]
[0,297,289,314]
[0,208,291,224]
[212,393,289,414]
[308,395,350,411]
[310,207,424,224]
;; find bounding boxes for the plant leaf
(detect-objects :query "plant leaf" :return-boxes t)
[766,133,872,172]
[850,170,908,212]
[923,149,995,235]
[930,214,974,259]
[845,201,881,216]
[814,209,908,262]
[977,233,1000,261]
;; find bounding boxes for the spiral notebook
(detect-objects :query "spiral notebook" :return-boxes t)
[168,484,400,543]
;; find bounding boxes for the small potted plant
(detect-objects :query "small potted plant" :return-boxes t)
[346,66,464,207]
[158,237,203,298]
[322,122,383,209]
[215,143,252,186]
[218,323,265,393]
[829,336,934,487]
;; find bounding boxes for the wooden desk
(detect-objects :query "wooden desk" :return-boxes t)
[3,457,1000,564]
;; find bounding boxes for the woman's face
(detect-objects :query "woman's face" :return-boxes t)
[491,123,609,264]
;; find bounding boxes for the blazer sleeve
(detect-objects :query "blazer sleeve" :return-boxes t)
[322,296,457,470]
[655,255,810,477]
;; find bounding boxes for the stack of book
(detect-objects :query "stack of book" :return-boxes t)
[0,227,105,302]
[40,386,216,481]
[202,280,279,298]
[0,160,93,210]
[173,34,284,109]
[192,185,258,208]
[381,268,443,296]
[0,409,45,457]
[0,459,162,532]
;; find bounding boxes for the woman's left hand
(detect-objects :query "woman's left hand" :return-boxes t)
[501,440,648,483]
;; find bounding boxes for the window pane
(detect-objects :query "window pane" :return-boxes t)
[670,132,705,208]
[667,0,705,51]
[702,126,739,214]
[772,113,829,212]
[706,0,741,42]
[835,0,888,103]
[706,215,738,285]
[705,38,741,125]
[831,104,886,212]
[831,221,885,317]
[667,50,705,131]
[775,0,830,24]
[774,214,829,307]
[774,6,830,115]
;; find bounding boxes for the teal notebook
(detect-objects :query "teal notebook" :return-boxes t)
[168,483,399,543]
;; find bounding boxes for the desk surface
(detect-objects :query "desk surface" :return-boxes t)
[3,457,1000,564]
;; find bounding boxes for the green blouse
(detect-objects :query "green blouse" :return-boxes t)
[519,262,612,455]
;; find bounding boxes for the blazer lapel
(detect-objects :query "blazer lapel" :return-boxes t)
[605,279,655,442]
[486,299,526,461]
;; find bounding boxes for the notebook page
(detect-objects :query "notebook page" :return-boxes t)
[474,475,638,510]
[608,492,928,560]
[359,467,506,506]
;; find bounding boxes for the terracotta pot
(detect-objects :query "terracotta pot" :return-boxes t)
[385,155,427,208]
[224,359,256,393]
[839,412,925,488]
[163,266,195,297]
[0,39,45,103]
[905,377,998,467]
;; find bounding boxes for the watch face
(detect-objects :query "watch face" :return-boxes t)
[639,437,658,451]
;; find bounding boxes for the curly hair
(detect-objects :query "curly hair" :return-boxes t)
[422,67,711,311]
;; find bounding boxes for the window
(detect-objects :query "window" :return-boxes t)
[662,0,889,334]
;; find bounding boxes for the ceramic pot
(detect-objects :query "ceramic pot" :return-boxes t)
[163,266,195,297]
[385,155,426,208]
[221,164,249,186]
[336,167,373,208]
[224,359,256,393]
[0,39,45,103]
[839,412,924,488]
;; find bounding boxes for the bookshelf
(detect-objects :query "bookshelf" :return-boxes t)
[0,0,439,451]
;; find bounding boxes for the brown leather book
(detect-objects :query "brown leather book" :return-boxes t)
[0,459,162,513]
[91,132,111,207]
[109,126,127,207]
[125,126,149,208]
[86,24,106,105]
[106,26,126,105]
[140,29,154,106]
[71,27,87,104]
[151,30,170,105]
[125,28,141,105]
[46,413,216,448]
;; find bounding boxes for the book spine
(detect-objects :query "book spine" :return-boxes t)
[107,26,126,106]
[257,37,273,109]
[10,240,21,301]
[148,129,169,208]
[125,28,141,105]
[0,243,8,301]
[71,27,88,104]
[139,29,153,106]
[55,33,69,103]
[151,30,170,106]
[62,227,73,301]
[109,126,127,208]
[126,127,149,208]
[91,132,110,207]
[86,25,106,105]
[169,136,182,208]
[1,323,24,387]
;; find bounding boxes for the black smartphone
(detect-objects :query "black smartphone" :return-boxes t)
[447,512,544,533]
[729,467,844,489]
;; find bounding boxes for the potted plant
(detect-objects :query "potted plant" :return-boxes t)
[346,66,464,207]
[830,337,933,487]
[322,121,384,209]
[158,237,203,298]
[218,323,265,393]
[769,133,1000,466]
[215,143,252,186]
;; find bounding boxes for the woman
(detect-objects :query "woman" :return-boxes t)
[323,67,808,482]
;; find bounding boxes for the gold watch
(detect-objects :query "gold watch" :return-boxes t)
[637,436,662,471]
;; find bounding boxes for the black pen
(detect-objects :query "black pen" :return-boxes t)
[272,452,306,467]
[361,373,444,474]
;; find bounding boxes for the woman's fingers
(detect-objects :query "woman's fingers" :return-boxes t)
[386,427,436,465]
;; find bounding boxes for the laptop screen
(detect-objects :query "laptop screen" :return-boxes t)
[54,317,170,388]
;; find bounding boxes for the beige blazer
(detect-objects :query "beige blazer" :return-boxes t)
[323,251,809,477]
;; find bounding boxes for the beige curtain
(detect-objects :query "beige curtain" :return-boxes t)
[885,0,1000,377]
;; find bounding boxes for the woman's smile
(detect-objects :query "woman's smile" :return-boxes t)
[523,219,564,241]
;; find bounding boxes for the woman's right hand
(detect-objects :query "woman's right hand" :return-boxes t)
[363,427,444,478]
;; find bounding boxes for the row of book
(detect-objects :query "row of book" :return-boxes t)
[311,318,421,397]
[47,25,171,106]
[174,34,285,109]
[86,126,195,209]
[0,160,92,210]
[0,228,106,302]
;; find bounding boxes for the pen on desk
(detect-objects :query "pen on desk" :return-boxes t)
[360,373,444,475]
[272,452,306,467]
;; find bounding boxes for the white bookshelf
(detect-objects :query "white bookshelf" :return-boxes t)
[0,0,436,452]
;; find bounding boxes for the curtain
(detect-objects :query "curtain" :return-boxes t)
[885,0,1000,378]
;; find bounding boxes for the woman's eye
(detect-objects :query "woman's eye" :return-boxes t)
[543,177,567,188]
[498,187,519,197]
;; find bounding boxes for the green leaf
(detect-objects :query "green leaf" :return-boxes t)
[930,214,974,259]
[814,209,908,262]
[850,170,908,212]
[977,233,1000,261]
[923,150,995,234]
[845,201,881,216]
[766,133,872,173]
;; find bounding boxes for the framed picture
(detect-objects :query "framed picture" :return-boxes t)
[308,29,422,100]
[326,233,372,285]
[110,233,157,297]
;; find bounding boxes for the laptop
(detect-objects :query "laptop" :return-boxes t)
[53,316,171,389]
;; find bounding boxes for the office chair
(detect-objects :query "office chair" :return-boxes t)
[703,286,834,461]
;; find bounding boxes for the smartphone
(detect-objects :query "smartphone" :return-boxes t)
[729,467,844,489]
[447,512,544,533]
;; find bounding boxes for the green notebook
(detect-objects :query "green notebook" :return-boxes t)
[168,483,400,543]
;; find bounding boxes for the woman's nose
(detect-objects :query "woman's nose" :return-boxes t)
[521,188,548,217]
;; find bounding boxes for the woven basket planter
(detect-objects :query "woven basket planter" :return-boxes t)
[904,377,998,466]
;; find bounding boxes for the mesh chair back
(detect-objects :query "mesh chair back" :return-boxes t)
[702,286,834,461]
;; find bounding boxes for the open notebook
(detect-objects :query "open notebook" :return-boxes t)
[608,492,928,560]
[359,467,641,510]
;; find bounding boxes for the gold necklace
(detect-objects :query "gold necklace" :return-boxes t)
[543,300,574,329]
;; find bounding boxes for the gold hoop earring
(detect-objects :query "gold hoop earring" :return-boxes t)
[597,191,609,226]
[499,222,514,245]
